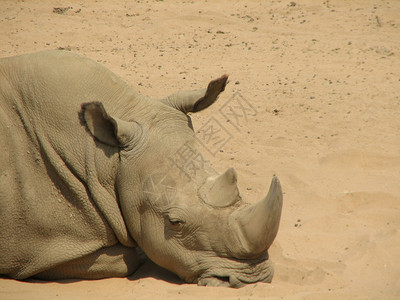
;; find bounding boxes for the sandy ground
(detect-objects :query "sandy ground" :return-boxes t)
[1,0,400,299]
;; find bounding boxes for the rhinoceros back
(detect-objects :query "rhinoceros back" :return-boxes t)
[0,51,136,279]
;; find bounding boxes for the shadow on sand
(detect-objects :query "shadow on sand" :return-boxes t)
[15,259,184,286]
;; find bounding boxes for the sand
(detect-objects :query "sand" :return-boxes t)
[1,0,399,299]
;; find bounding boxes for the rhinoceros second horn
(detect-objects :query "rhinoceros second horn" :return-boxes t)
[199,168,240,208]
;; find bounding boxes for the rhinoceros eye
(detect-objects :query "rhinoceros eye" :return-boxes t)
[169,218,184,227]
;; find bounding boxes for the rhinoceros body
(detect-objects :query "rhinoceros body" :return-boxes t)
[0,50,282,287]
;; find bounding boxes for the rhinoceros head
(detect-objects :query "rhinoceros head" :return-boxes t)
[81,75,283,287]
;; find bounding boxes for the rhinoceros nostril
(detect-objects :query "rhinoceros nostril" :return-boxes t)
[197,276,230,287]
[215,275,230,283]
[228,275,245,288]
[197,275,246,288]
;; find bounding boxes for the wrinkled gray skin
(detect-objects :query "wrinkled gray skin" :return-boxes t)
[0,50,283,287]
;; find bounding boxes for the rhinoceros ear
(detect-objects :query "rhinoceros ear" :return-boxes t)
[81,102,141,147]
[161,75,228,114]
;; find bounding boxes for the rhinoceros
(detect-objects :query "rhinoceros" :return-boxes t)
[0,50,282,287]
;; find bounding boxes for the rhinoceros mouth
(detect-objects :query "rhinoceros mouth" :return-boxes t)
[195,252,274,288]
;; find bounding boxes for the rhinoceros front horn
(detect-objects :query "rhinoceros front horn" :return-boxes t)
[230,176,283,257]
